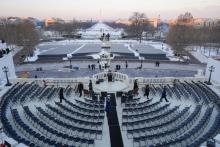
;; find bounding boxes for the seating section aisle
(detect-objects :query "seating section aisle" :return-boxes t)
[107,93,124,147]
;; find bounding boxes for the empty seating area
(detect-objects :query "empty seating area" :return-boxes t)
[1,79,220,147]
[0,81,105,147]
[120,80,220,147]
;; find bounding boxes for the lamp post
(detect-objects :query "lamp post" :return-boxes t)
[207,65,215,85]
[140,57,144,69]
[140,60,143,69]
[2,66,12,86]
[67,54,72,69]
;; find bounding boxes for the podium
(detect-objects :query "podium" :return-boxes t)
[107,73,113,82]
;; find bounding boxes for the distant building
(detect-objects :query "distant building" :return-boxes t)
[115,18,160,28]
[45,18,55,27]
[155,23,170,39]
[115,19,132,25]
[167,19,178,26]
[44,18,65,27]
[0,17,43,28]
[142,18,160,28]
[193,18,220,28]
[167,18,220,28]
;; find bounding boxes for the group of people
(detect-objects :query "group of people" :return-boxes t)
[58,82,84,103]
[144,84,168,102]
[58,79,169,104]
[0,44,10,58]
[155,61,160,67]
[116,65,121,70]
[88,64,96,70]
[100,33,110,41]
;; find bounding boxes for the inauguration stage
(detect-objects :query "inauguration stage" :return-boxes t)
[94,81,128,93]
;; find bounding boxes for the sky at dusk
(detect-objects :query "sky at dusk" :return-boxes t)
[0,0,220,20]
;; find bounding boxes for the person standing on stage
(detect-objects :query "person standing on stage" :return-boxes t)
[160,86,169,102]
[107,71,113,82]
[59,87,65,103]
[144,84,150,99]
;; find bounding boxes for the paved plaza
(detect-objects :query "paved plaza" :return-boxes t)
[16,60,205,78]
[17,68,197,78]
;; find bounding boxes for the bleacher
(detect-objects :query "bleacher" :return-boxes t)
[0,81,104,147]
[119,80,220,147]
[0,79,220,147]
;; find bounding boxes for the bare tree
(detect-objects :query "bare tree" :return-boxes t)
[167,12,195,56]
[15,21,39,56]
[126,12,147,43]
[62,20,79,39]
[212,23,220,54]
[166,24,194,56]
[0,19,40,63]
[167,12,220,58]
[0,18,16,45]
[46,19,79,39]
[177,12,194,25]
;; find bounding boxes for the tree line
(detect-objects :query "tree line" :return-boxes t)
[166,12,220,56]
[0,19,40,52]
[47,12,155,42]
[46,20,96,38]
[0,19,40,64]
[2,12,219,64]
[125,12,155,42]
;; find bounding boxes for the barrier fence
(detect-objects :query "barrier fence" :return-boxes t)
[10,75,206,88]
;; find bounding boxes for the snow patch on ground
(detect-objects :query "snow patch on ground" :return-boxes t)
[79,22,123,39]
[69,44,86,54]
[24,48,41,62]
[127,44,139,57]
[190,51,208,63]
[189,46,220,64]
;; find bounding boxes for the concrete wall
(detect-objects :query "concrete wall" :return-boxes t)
[206,58,220,84]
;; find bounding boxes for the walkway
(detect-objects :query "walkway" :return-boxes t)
[106,93,124,147]
[16,68,198,78]
[16,61,206,72]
